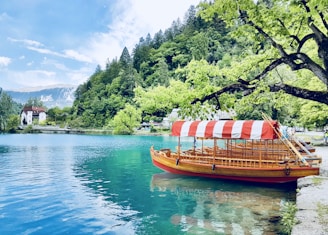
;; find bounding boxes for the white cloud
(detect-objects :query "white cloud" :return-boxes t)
[41,57,92,84]
[1,1,201,89]
[83,0,201,67]
[0,56,11,67]
[0,12,11,22]
[1,70,58,89]
[83,31,128,68]
[2,66,92,89]
[31,70,56,76]
[42,58,68,71]
[9,38,92,63]
[27,46,61,57]
[63,49,93,63]
[8,37,44,47]
[27,61,34,66]
[67,69,92,85]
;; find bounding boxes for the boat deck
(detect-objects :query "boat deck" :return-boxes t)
[157,145,321,169]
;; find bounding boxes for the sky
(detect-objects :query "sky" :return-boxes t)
[0,0,201,91]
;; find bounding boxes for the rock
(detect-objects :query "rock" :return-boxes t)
[292,146,328,235]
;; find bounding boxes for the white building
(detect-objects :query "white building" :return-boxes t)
[21,106,47,125]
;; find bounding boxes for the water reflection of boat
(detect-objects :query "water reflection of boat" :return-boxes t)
[150,120,321,183]
[151,173,293,234]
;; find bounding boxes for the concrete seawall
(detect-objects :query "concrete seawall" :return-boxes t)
[29,125,112,135]
[292,146,328,235]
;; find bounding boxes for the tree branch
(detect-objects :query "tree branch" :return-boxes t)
[239,10,288,57]
[252,56,305,83]
[293,53,328,86]
[191,2,328,108]
[296,33,315,53]
[269,83,328,105]
[239,5,328,86]
[191,81,328,106]
[300,0,326,42]
[290,18,304,49]
[191,83,255,105]
[317,8,328,30]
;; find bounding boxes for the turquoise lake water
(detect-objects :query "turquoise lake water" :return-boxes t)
[0,134,296,234]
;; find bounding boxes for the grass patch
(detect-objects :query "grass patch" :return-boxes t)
[312,177,324,186]
[317,202,328,232]
[280,201,298,235]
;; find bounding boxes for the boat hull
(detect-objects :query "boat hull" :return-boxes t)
[150,148,320,184]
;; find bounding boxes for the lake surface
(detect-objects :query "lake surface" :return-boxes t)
[0,134,296,234]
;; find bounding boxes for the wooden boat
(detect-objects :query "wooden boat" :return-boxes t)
[150,120,321,183]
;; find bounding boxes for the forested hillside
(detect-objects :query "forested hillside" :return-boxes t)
[67,2,328,133]
[70,5,243,130]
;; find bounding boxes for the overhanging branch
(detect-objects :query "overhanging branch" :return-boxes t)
[192,82,328,106]
[239,6,328,87]
[191,83,255,105]
[270,83,328,105]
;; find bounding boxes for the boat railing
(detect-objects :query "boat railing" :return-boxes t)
[163,147,303,168]
[168,151,295,168]
[152,141,315,168]
[202,146,294,160]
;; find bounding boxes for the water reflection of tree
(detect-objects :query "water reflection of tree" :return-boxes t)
[151,173,296,234]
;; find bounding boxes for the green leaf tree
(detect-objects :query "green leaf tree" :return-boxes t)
[25,97,44,107]
[197,0,328,105]
[188,32,209,60]
[0,89,14,131]
[111,104,141,135]
[145,58,170,87]
[134,79,190,122]
[6,115,20,133]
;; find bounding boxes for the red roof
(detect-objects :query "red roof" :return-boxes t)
[22,106,46,114]
[171,120,279,140]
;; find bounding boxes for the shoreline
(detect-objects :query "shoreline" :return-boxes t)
[292,146,328,234]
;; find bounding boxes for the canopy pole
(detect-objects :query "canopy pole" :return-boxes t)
[213,139,217,165]
[193,137,196,154]
[178,137,181,158]
[262,113,309,166]
[292,136,315,157]
[202,139,204,155]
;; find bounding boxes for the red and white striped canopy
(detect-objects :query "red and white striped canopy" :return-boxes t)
[171,120,279,140]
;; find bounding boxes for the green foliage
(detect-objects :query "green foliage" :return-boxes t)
[0,89,15,132]
[22,125,33,133]
[68,117,83,129]
[134,79,191,121]
[150,125,157,133]
[47,106,71,124]
[69,4,241,129]
[47,121,56,126]
[280,201,298,235]
[299,101,328,129]
[39,120,47,126]
[317,202,328,230]
[145,58,170,87]
[67,1,327,131]
[25,97,44,108]
[197,0,328,118]
[6,115,20,133]
[189,32,209,60]
[110,104,141,135]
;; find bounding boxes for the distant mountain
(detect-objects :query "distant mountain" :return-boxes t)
[6,85,77,108]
